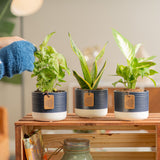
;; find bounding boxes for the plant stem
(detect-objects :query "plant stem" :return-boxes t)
[128,82,136,89]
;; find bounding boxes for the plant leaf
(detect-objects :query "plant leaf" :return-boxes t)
[138,56,156,62]
[73,70,92,89]
[91,61,97,85]
[149,69,158,75]
[95,42,108,61]
[40,32,55,48]
[146,76,157,87]
[136,62,156,69]
[92,61,107,89]
[112,28,134,62]
[112,79,125,87]
[69,33,92,84]
[57,53,70,75]
[135,43,142,54]
[91,43,108,84]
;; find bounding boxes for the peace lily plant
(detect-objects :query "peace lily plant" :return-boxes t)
[112,29,158,120]
[69,33,108,118]
[31,32,70,121]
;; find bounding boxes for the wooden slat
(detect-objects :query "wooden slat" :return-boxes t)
[42,133,155,148]
[15,126,26,160]
[92,152,155,160]
[47,152,155,160]
[34,125,155,131]
[15,113,160,127]
[156,125,160,160]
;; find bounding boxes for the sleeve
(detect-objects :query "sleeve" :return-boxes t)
[0,59,4,79]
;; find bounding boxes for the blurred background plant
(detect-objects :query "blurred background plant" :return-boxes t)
[0,0,22,84]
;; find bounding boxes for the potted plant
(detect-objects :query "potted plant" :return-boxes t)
[69,33,108,118]
[31,32,70,121]
[112,29,158,120]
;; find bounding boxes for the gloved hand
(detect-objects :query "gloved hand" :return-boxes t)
[0,40,36,79]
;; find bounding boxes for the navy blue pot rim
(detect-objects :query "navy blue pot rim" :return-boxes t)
[75,88,108,91]
[75,88,108,110]
[114,90,149,112]
[114,89,148,93]
[32,90,67,113]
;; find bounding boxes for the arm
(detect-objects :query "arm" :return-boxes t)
[0,36,24,49]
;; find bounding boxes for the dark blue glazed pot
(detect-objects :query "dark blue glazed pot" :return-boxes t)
[114,90,149,120]
[32,91,67,121]
[75,88,108,117]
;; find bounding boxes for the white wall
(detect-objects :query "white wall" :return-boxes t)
[0,0,160,154]
[22,0,160,114]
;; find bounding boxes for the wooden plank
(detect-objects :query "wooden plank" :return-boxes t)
[15,126,26,160]
[156,125,160,160]
[15,113,160,127]
[91,152,155,160]
[47,152,155,160]
[42,133,155,148]
[34,125,155,130]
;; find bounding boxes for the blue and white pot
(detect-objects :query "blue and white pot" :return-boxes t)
[75,88,108,118]
[114,90,149,120]
[32,91,67,121]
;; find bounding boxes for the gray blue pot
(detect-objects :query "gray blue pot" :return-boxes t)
[32,91,67,121]
[75,88,108,117]
[114,90,149,120]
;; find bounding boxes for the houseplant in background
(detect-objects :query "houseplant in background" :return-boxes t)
[69,33,108,118]
[112,29,158,120]
[31,32,70,121]
[0,0,22,84]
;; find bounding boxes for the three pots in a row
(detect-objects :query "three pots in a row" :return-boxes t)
[32,88,149,121]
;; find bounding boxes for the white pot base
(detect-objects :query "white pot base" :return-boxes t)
[32,111,67,121]
[114,111,149,120]
[75,108,108,118]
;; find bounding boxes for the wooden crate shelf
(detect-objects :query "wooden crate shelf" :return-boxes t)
[15,113,160,160]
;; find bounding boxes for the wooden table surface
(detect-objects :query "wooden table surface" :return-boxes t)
[15,113,160,126]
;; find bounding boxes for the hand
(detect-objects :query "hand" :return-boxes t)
[0,36,24,49]
[0,40,36,78]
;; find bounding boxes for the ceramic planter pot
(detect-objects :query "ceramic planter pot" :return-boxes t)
[32,91,67,121]
[114,90,149,120]
[75,88,108,118]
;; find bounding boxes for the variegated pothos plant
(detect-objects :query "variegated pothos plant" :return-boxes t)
[112,29,158,89]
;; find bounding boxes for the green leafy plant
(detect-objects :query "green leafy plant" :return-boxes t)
[112,29,158,89]
[0,0,15,36]
[69,33,107,90]
[32,32,70,92]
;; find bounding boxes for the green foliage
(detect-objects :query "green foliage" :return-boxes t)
[0,0,15,36]
[32,32,70,92]
[112,29,158,89]
[69,33,107,90]
[0,0,22,84]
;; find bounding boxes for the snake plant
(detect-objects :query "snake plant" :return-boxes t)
[69,33,107,90]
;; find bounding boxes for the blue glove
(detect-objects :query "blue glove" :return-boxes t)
[0,61,4,79]
[0,40,36,79]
